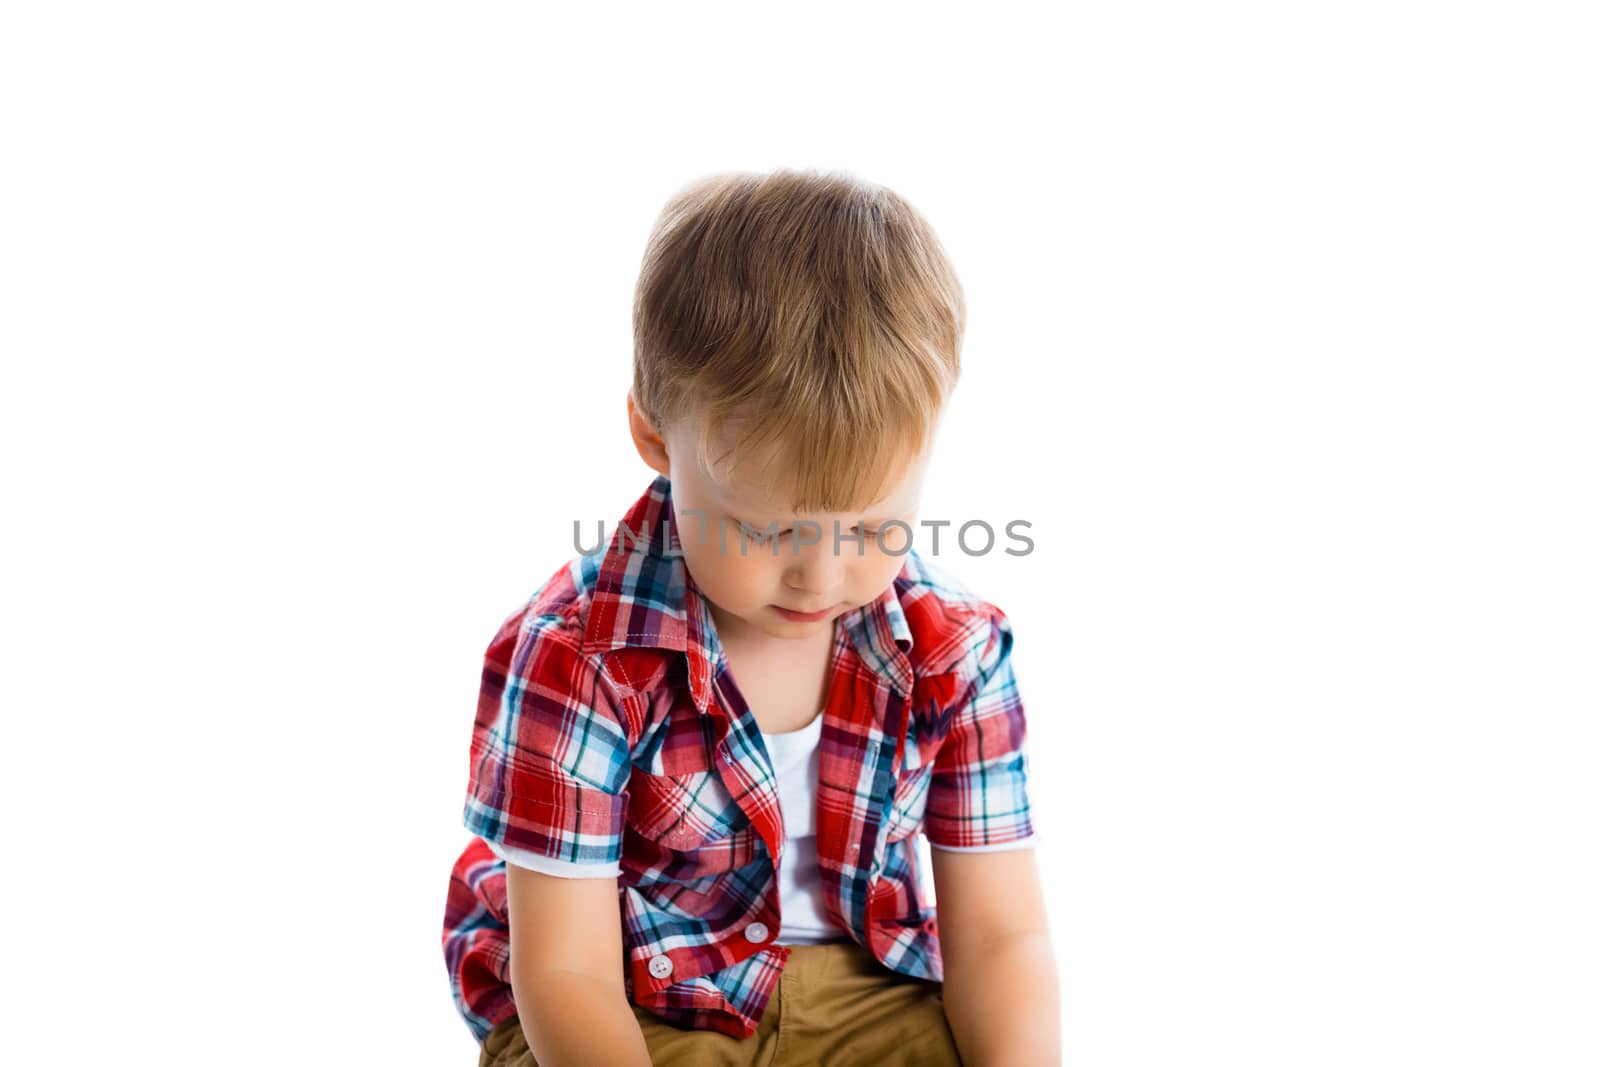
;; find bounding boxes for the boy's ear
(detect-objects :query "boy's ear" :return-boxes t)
[626,390,672,477]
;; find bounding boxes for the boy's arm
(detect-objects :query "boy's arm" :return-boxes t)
[930,844,1061,1067]
[461,606,649,1065]
[923,603,1058,1064]
[505,862,652,1067]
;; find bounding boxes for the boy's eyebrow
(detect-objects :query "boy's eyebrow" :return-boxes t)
[727,510,797,527]
[715,492,800,525]
[728,509,890,526]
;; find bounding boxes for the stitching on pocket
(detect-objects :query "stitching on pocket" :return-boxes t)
[629,767,747,846]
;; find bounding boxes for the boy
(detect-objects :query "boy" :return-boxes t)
[442,169,1060,1066]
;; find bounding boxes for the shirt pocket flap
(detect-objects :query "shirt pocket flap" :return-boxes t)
[628,763,751,851]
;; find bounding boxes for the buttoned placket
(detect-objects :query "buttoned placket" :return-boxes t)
[708,672,787,949]
[669,556,915,979]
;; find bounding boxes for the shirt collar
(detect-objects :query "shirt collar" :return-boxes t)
[581,474,915,710]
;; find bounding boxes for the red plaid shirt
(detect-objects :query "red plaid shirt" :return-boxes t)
[442,474,1038,1041]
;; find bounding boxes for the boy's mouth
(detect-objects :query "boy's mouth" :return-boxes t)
[771,603,835,623]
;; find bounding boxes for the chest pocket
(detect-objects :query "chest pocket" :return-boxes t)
[627,752,758,876]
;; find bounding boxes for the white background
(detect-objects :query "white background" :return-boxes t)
[3,3,1596,1064]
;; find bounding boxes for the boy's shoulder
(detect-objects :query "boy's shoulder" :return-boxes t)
[488,547,634,665]
[892,547,1017,681]
[485,474,681,663]
[501,551,602,644]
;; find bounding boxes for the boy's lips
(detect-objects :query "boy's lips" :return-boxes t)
[772,603,834,622]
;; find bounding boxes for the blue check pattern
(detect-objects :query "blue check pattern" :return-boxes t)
[443,474,1037,1041]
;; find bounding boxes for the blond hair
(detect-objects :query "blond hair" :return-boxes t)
[631,167,965,514]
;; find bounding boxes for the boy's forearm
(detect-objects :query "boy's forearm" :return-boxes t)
[940,929,1061,1067]
[510,969,653,1067]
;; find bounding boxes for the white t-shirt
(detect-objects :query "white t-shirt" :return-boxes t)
[758,710,853,945]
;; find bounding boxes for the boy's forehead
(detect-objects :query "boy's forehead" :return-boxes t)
[670,415,932,516]
[709,452,927,519]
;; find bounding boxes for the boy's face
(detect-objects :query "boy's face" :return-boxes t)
[629,397,929,647]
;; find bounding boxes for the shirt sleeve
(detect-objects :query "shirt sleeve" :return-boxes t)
[922,604,1038,850]
[926,834,1039,853]
[482,835,623,879]
[461,608,633,872]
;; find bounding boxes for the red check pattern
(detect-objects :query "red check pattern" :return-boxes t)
[442,474,1037,1041]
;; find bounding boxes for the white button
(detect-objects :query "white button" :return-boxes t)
[744,921,770,943]
[647,953,673,979]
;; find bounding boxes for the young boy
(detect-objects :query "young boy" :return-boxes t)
[442,169,1060,1066]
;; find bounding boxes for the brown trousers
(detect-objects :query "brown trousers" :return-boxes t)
[478,939,963,1067]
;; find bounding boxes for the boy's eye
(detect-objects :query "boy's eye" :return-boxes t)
[737,521,786,542]
[732,520,879,541]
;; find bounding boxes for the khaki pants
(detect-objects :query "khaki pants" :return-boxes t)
[478,939,963,1067]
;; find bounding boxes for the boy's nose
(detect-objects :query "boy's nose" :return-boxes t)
[784,546,847,601]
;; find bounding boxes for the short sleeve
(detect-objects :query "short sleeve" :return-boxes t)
[923,605,1038,851]
[462,608,633,875]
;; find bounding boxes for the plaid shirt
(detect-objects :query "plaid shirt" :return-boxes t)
[442,473,1037,1042]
